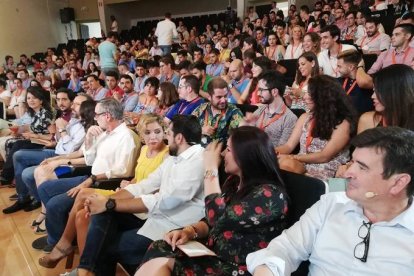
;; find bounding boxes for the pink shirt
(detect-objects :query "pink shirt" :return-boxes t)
[368,46,414,74]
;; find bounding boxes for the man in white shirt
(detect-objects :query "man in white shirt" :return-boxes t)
[36,98,140,249]
[247,127,414,276]
[70,115,205,276]
[155,12,178,56]
[318,25,356,77]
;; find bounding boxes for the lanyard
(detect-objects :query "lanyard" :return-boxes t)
[305,118,315,152]
[258,104,287,130]
[391,47,412,65]
[178,97,200,114]
[342,78,358,95]
[204,107,226,129]
[328,44,342,77]
[360,32,380,48]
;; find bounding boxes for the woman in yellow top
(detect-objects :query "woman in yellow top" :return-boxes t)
[39,114,169,269]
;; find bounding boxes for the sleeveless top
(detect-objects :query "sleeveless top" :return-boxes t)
[299,114,349,181]
[134,145,169,182]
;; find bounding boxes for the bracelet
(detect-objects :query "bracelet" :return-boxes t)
[189,225,198,239]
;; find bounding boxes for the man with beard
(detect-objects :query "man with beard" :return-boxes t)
[356,18,390,55]
[190,61,211,99]
[192,77,243,146]
[118,74,139,112]
[65,115,205,276]
[247,71,297,147]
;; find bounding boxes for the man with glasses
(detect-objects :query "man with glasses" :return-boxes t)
[341,11,364,42]
[244,71,297,147]
[165,75,204,122]
[247,127,414,275]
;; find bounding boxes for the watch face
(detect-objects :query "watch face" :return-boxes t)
[106,199,116,211]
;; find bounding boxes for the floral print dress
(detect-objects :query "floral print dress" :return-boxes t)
[141,181,288,276]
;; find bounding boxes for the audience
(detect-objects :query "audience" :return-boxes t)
[137,126,289,276]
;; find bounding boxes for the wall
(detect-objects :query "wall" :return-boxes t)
[105,0,237,31]
[68,0,100,21]
[0,0,67,60]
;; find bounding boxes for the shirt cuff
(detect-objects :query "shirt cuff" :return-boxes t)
[140,193,159,213]
[247,251,285,276]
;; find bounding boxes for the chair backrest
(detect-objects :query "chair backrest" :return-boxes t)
[280,169,326,227]
[277,59,298,87]
[362,54,378,72]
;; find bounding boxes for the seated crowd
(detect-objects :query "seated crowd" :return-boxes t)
[1,1,414,275]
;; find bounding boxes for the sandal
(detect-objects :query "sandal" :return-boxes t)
[34,220,47,235]
[38,245,74,269]
[32,212,46,227]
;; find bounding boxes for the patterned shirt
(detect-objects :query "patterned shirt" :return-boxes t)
[30,108,53,134]
[192,103,243,146]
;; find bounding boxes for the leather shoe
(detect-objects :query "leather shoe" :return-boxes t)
[32,235,49,250]
[24,200,41,212]
[2,199,31,214]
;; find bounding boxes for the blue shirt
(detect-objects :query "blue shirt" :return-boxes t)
[159,73,180,89]
[98,41,117,69]
[122,92,139,112]
[165,98,205,120]
[228,78,250,104]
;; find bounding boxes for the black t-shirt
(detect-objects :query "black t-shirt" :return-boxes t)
[337,77,374,116]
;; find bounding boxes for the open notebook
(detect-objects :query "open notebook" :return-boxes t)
[177,241,217,257]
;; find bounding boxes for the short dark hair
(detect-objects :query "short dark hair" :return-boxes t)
[105,70,119,80]
[394,23,414,40]
[189,61,206,72]
[320,24,341,42]
[56,87,76,101]
[171,115,201,145]
[181,74,200,95]
[107,31,118,39]
[177,50,188,57]
[365,17,379,25]
[144,76,160,90]
[275,20,286,28]
[300,5,310,14]
[351,127,414,197]
[147,60,159,68]
[401,11,414,22]
[193,47,203,55]
[135,62,146,69]
[165,12,172,18]
[119,74,133,83]
[87,74,100,81]
[259,71,286,96]
[177,60,191,71]
[207,77,228,96]
[255,26,264,33]
[0,79,6,89]
[337,49,362,65]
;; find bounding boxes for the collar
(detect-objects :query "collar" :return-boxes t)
[266,101,285,116]
[106,122,127,135]
[343,195,414,233]
[176,144,203,162]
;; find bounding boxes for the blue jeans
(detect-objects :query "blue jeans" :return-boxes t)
[13,149,56,202]
[78,212,148,276]
[159,45,172,56]
[38,175,88,245]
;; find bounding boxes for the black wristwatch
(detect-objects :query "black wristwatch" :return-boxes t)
[90,174,97,185]
[105,198,116,212]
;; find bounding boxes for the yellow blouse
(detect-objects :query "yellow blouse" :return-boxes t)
[134,144,169,182]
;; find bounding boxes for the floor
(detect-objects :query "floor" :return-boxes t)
[0,186,129,276]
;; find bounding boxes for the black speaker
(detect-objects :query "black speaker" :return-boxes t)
[60,8,75,23]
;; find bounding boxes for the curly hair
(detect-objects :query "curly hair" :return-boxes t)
[308,75,356,140]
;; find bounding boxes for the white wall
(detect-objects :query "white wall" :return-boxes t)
[0,0,68,60]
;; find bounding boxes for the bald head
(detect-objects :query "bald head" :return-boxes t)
[229,59,244,81]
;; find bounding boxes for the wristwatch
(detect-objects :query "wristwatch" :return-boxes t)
[58,128,66,133]
[105,198,116,212]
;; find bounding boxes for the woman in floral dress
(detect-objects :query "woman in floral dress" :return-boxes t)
[136,126,289,276]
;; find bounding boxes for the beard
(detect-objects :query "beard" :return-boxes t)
[169,144,178,156]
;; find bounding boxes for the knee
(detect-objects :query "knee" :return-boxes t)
[12,150,24,163]
[22,167,35,183]
[279,157,306,174]
[77,188,95,201]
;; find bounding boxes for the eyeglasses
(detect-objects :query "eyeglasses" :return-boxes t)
[354,221,372,262]
[94,111,107,119]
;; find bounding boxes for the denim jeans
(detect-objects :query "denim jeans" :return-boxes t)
[13,149,56,202]
[38,175,89,245]
[159,45,172,56]
[78,212,149,276]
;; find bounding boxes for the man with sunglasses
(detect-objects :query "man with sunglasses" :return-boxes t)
[247,127,414,276]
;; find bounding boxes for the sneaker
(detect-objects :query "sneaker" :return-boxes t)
[32,235,48,250]
[24,200,41,212]
[9,194,18,201]
[2,199,31,214]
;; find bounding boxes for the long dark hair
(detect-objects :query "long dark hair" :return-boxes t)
[222,126,285,199]
[26,86,52,116]
[373,64,414,130]
[79,100,96,131]
[308,75,356,140]
[295,51,319,85]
